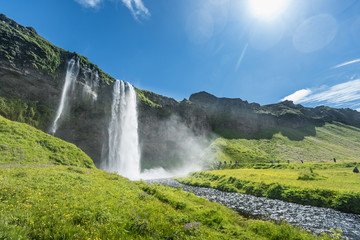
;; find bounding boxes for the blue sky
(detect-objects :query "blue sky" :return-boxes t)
[2,0,360,110]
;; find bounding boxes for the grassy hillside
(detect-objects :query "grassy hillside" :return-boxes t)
[0,115,330,239]
[0,115,94,168]
[0,165,331,240]
[207,122,360,165]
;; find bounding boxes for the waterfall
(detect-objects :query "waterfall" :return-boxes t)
[102,80,141,180]
[82,68,99,101]
[50,58,80,135]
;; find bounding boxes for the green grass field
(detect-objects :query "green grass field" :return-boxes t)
[0,115,330,239]
[208,166,360,192]
[178,162,360,214]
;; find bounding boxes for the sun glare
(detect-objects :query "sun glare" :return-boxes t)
[249,0,288,19]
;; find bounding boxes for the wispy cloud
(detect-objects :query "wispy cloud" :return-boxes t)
[75,0,102,8]
[282,79,360,110]
[281,89,312,102]
[333,59,360,69]
[75,0,150,20]
[121,0,150,20]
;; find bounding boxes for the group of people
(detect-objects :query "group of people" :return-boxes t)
[212,160,239,169]
[211,158,360,173]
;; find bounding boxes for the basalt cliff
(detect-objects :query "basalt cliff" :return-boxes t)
[1,14,360,169]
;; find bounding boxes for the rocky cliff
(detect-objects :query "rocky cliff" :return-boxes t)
[1,14,360,169]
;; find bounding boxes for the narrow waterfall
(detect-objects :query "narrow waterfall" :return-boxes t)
[102,80,141,180]
[50,58,80,135]
[82,68,99,101]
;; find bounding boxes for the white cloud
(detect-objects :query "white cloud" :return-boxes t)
[281,89,312,102]
[282,79,360,109]
[74,0,150,20]
[75,0,102,8]
[333,59,360,69]
[121,0,150,20]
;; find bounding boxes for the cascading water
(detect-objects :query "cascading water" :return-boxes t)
[82,68,99,101]
[50,58,80,135]
[102,80,141,180]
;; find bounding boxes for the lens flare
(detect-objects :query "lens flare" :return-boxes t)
[249,0,288,19]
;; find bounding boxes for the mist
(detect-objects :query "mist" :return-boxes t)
[139,115,214,180]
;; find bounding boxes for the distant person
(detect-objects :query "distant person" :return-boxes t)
[353,166,359,173]
[333,158,336,163]
[287,160,290,164]
[270,160,275,164]
[300,160,304,164]
[224,161,227,165]
[277,161,280,164]
[235,160,239,165]
[230,161,232,165]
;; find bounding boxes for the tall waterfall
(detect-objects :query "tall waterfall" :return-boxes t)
[102,80,141,180]
[50,58,80,135]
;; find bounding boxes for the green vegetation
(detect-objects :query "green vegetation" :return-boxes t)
[257,101,303,117]
[0,115,94,168]
[136,89,163,109]
[177,163,360,214]
[0,19,63,76]
[0,96,51,129]
[207,122,360,164]
[136,88,175,118]
[0,115,329,239]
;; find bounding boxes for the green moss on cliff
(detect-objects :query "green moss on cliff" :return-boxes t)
[0,20,62,76]
[136,89,163,108]
[0,97,51,129]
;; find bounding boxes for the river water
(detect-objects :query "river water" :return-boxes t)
[146,178,360,239]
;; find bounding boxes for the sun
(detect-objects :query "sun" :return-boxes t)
[249,0,288,19]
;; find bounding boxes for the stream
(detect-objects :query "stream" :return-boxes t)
[146,178,360,239]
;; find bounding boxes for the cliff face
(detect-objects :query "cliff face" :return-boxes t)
[188,91,360,139]
[2,14,360,169]
[0,14,115,166]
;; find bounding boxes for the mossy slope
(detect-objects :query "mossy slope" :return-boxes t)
[0,115,94,168]
[207,122,360,164]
